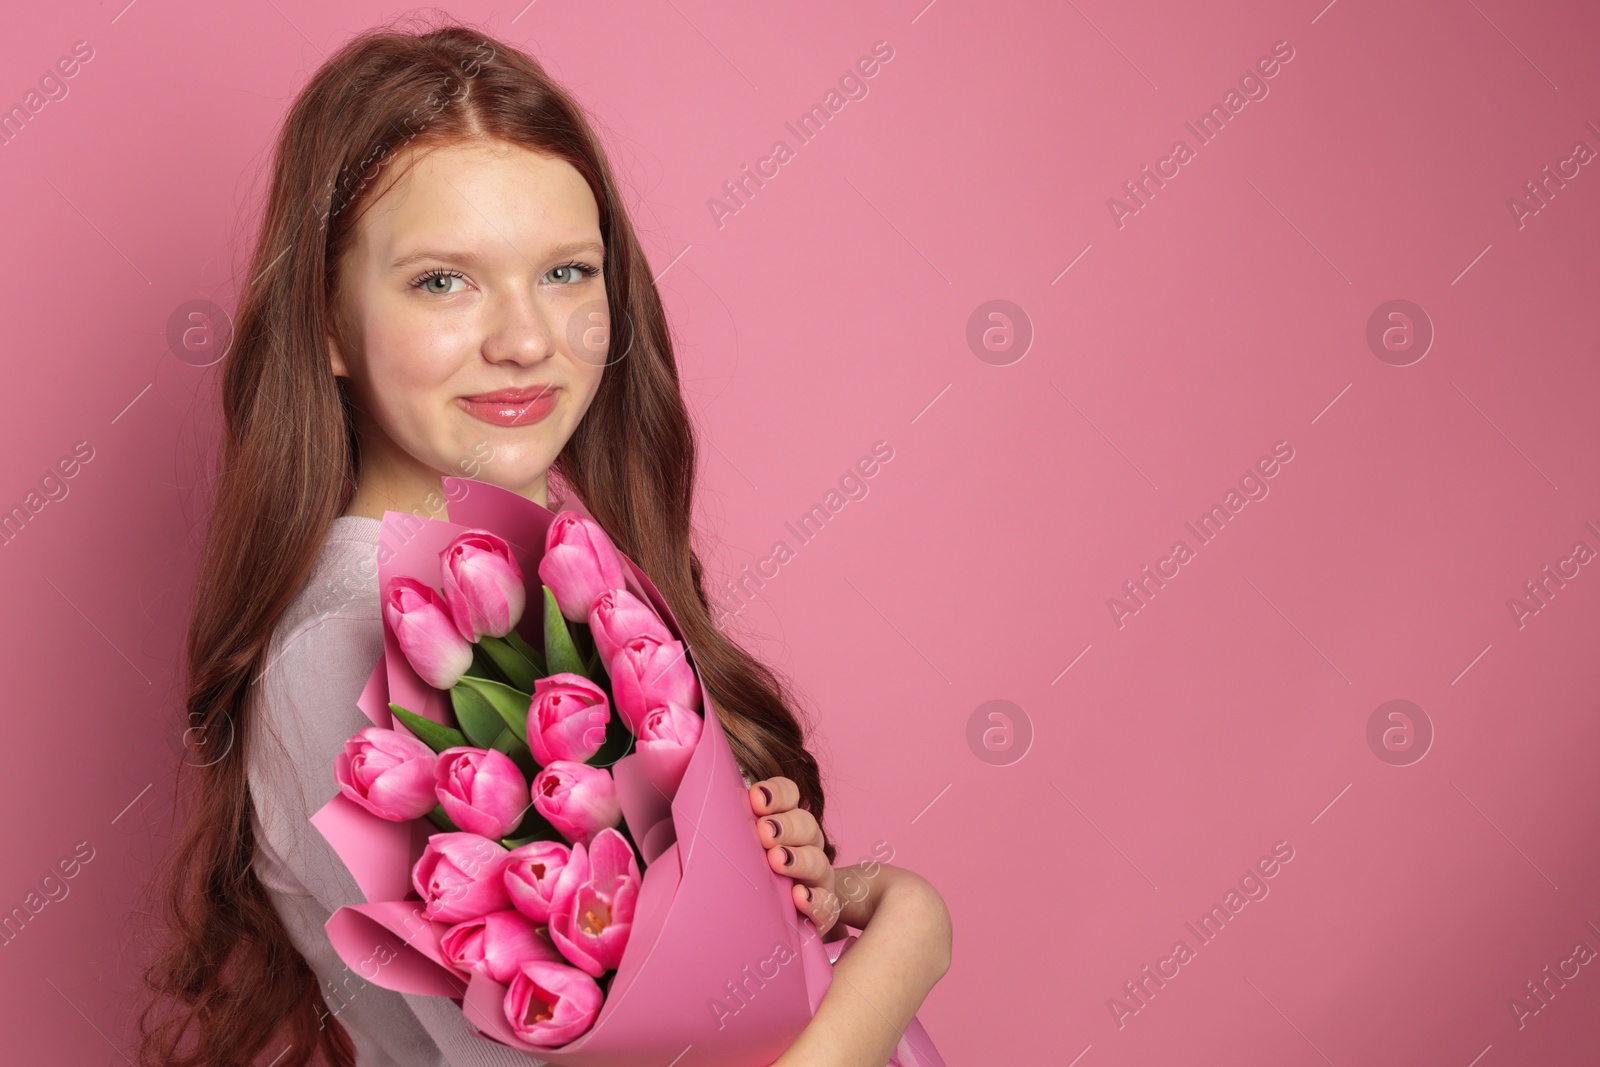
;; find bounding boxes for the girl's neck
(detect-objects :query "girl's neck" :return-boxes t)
[340,468,553,520]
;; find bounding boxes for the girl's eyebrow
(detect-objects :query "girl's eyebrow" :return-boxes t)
[389,239,604,272]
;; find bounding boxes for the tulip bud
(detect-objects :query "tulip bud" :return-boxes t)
[441,530,527,641]
[384,577,475,691]
[538,513,627,623]
[335,726,439,821]
[504,839,577,924]
[635,701,702,800]
[587,588,672,667]
[609,634,700,735]
[530,761,622,846]
[434,747,530,840]
[504,959,603,1046]
[527,673,611,766]
[440,909,561,984]
[413,833,512,923]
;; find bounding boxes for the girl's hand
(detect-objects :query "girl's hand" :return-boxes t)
[748,775,843,936]
[769,863,953,1067]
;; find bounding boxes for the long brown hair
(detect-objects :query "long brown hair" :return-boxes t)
[140,15,833,1067]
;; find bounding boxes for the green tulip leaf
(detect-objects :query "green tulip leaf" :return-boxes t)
[543,586,587,678]
[389,703,466,753]
[479,633,541,692]
[454,674,531,744]
[450,680,512,748]
[493,727,538,780]
[504,628,548,677]
[464,643,499,681]
[501,802,564,847]
[571,620,598,665]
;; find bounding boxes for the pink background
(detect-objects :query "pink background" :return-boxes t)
[2,0,1598,1064]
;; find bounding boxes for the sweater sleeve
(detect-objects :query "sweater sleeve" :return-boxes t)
[249,606,544,1067]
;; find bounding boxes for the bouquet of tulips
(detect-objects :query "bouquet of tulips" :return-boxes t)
[310,479,946,1066]
[347,510,695,1042]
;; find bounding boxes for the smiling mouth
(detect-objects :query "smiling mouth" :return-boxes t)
[458,386,559,427]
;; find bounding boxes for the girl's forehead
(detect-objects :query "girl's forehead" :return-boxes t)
[347,143,601,265]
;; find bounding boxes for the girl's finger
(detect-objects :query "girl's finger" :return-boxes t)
[793,882,841,937]
[748,775,801,815]
[757,808,824,849]
[768,842,831,887]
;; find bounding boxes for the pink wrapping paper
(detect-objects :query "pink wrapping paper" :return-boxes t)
[310,478,944,1066]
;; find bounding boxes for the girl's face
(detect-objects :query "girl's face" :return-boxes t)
[328,138,608,515]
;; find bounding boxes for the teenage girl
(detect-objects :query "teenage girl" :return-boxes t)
[140,19,950,1067]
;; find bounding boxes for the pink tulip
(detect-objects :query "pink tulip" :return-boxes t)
[440,909,562,984]
[531,761,622,846]
[440,530,527,641]
[538,512,627,623]
[609,634,700,734]
[504,959,603,1046]
[545,834,588,910]
[587,588,672,667]
[547,828,640,977]
[412,833,512,923]
[527,674,611,766]
[636,701,702,799]
[504,839,577,923]
[335,726,439,821]
[435,747,530,840]
[384,577,474,690]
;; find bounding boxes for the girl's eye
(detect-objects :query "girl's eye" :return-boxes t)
[411,262,599,294]
[544,262,601,285]
[413,269,466,295]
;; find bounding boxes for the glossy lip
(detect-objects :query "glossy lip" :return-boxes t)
[458,385,559,427]
[460,384,558,403]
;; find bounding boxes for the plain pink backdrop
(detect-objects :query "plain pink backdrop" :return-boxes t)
[1,1,1598,1064]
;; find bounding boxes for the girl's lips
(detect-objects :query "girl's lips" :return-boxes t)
[459,388,558,427]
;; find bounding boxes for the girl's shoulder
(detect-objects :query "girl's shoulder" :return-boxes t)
[257,515,386,722]
[249,516,386,821]
[272,514,386,652]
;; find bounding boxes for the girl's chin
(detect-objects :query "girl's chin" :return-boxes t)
[442,459,553,498]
